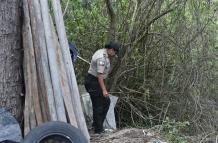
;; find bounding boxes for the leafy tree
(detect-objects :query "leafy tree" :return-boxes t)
[63,0,218,141]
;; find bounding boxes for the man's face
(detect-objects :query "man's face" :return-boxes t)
[108,48,116,57]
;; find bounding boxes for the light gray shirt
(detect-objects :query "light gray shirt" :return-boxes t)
[88,49,110,79]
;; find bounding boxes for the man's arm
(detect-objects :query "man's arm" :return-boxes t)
[97,74,108,97]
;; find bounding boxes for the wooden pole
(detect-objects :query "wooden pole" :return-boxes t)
[23,0,31,134]
[23,0,42,131]
[35,0,67,122]
[27,8,43,125]
[50,16,78,126]
[51,0,89,140]
[27,0,58,122]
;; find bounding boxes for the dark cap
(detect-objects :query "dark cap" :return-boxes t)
[105,41,119,53]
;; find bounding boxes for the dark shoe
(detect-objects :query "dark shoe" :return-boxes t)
[95,130,105,134]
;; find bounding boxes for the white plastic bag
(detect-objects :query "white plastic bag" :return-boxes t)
[80,85,118,130]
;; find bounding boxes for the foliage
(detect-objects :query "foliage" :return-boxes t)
[61,0,218,141]
[160,117,190,143]
[61,0,109,83]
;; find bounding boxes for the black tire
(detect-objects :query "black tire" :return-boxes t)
[23,121,88,143]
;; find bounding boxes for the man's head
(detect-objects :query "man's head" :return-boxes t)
[105,42,119,57]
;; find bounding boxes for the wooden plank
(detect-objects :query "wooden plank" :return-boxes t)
[24,39,36,130]
[29,95,37,129]
[22,0,29,134]
[38,0,67,122]
[51,17,78,126]
[22,30,30,135]
[23,94,30,135]
[28,22,43,126]
[51,0,89,140]
[23,50,37,132]
[27,0,48,124]
[31,0,49,122]
[27,0,58,121]
[27,0,43,124]
[22,0,33,134]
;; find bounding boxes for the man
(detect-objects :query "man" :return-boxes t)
[84,42,119,134]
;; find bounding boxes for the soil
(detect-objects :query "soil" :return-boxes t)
[90,128,166,143]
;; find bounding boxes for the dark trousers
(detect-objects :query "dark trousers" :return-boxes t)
[84,74,110,133]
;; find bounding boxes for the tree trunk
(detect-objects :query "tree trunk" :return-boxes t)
[105,0,116,42]
[0,0,23,121]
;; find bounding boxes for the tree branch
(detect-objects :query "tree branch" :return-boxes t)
[134,8,175,45]
[105,0,116,41]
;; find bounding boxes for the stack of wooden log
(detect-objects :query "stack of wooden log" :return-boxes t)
[22,0,89,140]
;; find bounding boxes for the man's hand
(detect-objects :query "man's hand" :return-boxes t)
[97,74,109,97]
[103,89,109,97]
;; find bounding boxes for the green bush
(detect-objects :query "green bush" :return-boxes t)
[160,117,189,143]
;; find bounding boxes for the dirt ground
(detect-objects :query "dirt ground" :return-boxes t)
[90,128,166,143]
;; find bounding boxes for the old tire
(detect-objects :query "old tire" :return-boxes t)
[23,121,88,143]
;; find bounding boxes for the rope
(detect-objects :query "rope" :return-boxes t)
[78,55,90,64]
